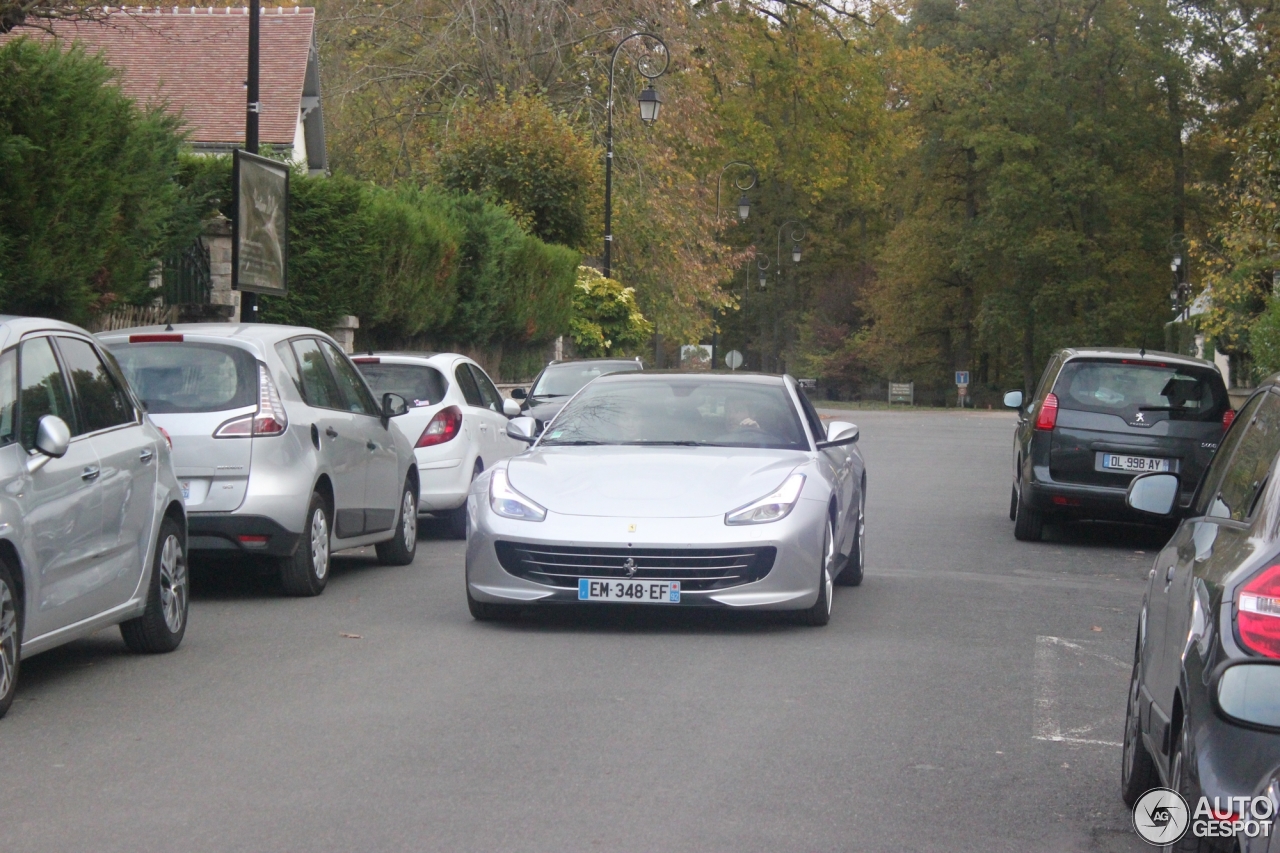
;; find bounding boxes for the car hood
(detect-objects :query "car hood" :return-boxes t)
[524,400,566,424]
[505,446,803,518]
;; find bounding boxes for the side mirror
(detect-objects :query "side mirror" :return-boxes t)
[817,421,858,449]
[1126,472,1180,517]
[1213,662,1280,731]
[1003,390,1024,409]
[510,388,527,400]
[506,416,538,444]
[502,398,522,418]
[381,392,408,423]
[28,414,70,473]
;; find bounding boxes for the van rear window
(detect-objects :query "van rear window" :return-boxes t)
[1053,360,1227,422]
[108,342,257,413]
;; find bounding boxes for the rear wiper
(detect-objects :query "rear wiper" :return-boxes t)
[1139,405,1194,411]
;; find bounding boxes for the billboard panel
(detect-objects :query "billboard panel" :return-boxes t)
[233,150,289,295]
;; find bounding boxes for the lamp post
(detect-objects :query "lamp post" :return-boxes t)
[603,32,669,280]
[1169,234,1191,322]
[771,221,804,372]
[241,0,261,323]
[711,161,757,368]
[715,161,757,225]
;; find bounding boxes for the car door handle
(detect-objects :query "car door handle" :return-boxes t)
[1164,565,1176,587]
[325,426,338,438]
[139,447,154,463]
[81,466,100,482]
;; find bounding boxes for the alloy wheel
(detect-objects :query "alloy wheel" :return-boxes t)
[400,489,417,551]
[0,579,15,699]
[311,508,330,580]
[157,533,187,634]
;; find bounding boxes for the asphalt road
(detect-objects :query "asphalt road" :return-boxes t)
[0,409,1165,853]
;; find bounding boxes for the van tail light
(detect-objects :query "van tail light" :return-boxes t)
[417,405,462,447]
[1238,564,1280,659]
[1224,409,1236,429]
[214,363,289,438]
[1035,393,1059,431]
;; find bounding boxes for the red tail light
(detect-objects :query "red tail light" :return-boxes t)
[157,427,172,450]
[214,363,289,438]
[1224,409,1236,429]
[1238,564,1280,659]
[1035,393,1059,431]
[352,357,380,364]
[417,405,462,447]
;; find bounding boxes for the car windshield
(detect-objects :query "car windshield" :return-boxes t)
[530,362,640,398]
[1053,359,1227,422]
[540,378,809,450]
[358,363,447,407]
[109,342,257,413]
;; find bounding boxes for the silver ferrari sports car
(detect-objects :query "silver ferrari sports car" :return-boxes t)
[464,373,866,625]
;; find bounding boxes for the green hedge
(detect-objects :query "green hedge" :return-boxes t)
[182,156,578,348]
[0,38,193,325]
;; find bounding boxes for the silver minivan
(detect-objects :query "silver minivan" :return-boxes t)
[0,317,188,719]
[101,324,420,597]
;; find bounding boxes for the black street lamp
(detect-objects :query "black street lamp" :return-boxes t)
[603,32,669,280]
[775,220,804,279]
[712,161,757,368]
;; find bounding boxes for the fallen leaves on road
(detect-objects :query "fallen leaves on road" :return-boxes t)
[339,632,363,640]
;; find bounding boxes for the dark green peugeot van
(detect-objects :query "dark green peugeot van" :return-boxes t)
[1005,349,1232,541]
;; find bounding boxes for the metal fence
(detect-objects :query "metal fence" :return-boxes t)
[161,239,212,305]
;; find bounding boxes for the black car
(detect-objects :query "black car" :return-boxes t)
[1120,382,1280,852]
[1005,348,1232,541]
[512,357,643,431]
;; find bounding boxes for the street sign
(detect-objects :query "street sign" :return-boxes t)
[725,349,744,370]
[955,371,970,387]
[889,381,914,404]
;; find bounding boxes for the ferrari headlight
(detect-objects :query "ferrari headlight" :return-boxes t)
[725,473,806,525]
[489,468,546,521]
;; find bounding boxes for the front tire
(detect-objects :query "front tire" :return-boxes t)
[120,517,188,654]
[0,558,22,719]
[797,517,835,626]
[375,479,418,566]
[836,486,865,587]
[280,492,331,597]
[1013,479,1044,541]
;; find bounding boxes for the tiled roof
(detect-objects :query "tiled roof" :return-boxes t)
[5,7,315,146]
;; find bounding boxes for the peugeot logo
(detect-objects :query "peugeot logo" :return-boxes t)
[622,557,638,578]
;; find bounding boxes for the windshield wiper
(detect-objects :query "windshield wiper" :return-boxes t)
[540,439,607,446]
[532,393,569,399]
[619,440,728,447]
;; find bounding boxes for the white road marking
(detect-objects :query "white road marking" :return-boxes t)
[1033,635,1126,747]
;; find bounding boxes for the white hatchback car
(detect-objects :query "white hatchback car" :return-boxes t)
[355,353,523,538]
